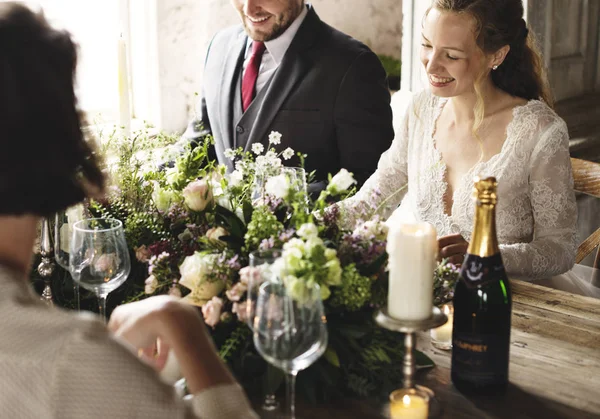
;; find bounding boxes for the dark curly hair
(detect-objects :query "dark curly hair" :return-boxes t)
[0,2,104,216]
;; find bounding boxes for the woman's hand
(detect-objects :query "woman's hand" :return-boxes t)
[107,296,197,371]
[108,295,236,393]
[438,233,468,266]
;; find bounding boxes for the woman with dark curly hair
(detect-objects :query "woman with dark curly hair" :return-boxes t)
[0,3,256,418]
[338,0,577,281]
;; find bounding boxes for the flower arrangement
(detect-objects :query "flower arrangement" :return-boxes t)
[84,127,459,401]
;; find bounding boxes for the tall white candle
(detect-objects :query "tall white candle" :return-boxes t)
[386,222,438,320]
[118,34,131,138]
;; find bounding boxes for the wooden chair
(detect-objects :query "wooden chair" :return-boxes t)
[572,157,600,269]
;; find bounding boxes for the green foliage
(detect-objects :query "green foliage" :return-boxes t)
[330,264,372,311]
[218,323,252,362]
[244,206,284,251]
[38,124,454,404]
[377,54,402,77]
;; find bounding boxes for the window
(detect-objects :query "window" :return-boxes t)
[4,0,126,123]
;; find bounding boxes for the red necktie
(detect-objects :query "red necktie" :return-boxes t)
[242,41,266,112]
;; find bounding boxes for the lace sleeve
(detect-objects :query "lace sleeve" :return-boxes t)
[336,95,412,230]
[499,119,577,280]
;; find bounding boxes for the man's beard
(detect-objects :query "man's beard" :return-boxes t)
[243,3,302,42]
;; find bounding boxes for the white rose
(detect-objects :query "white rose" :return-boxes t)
[327,169,356,193]
[265,173,290,199]
[179,253,210,287]
[182,179,213,211]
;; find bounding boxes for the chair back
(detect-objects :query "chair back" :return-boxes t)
[571,158,600,268]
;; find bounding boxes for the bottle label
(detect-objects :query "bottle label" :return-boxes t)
[452,333,509,386]
[461,253,506,288]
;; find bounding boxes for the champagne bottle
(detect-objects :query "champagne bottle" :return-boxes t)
[451,176,512,395]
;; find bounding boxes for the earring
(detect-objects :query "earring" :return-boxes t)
[492,65,499,70]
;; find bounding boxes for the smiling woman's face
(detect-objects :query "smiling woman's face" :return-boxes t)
[230,0,304,42]
[420,8,487,98]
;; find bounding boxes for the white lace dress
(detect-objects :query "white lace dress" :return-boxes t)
[338,90,577,280]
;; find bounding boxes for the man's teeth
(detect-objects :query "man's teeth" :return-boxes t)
[430,75,454,84]
[247,15,269,23]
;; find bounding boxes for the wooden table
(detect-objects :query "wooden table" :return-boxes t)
[262,280,600,419]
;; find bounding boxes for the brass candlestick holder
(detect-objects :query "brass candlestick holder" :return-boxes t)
[375,306,447,417]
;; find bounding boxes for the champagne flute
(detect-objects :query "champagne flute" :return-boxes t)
[69,218,130,320]
[282,167,309,211]
[54,205,84,310]
[247,249,282,411]
[254,280,328,419]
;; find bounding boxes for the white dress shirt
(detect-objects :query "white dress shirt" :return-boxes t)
[0,265,258,419]
[242,5,309,96]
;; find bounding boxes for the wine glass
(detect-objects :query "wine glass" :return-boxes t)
[283,167,309,211]
[252,166,308,206]
[254,280,328,419]
[55,205,85,310]
[69,218,130,320]
[246,249,282,411]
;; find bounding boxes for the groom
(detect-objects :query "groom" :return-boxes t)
[180,0,394,190]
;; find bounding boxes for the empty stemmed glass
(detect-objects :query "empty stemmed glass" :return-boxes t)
[252,167,308,207]
[246,249,282,411]
[69,218,130,320]
[253,280,328,419]
[54,205,84,310]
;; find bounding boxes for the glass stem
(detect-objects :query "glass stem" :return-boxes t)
[97,293,108,322]
[286,371,298,419]
[262,364,279,411]
[74,283,80,311]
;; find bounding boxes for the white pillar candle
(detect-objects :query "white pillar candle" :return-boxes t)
[118,34,131,138]
[386,222,437,320]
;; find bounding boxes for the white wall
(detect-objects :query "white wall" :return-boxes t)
[151,0,403,132]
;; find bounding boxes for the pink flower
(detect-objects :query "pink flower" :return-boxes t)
[205,227,228,243]
[93,253,118,273]
[225,282,248,302]
[238,266,262,286]
[232,301,249,323]
[135,245,151,263]
[182,179,213,211]
[201,297,223,328]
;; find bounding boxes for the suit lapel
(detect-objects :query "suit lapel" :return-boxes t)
[219,31,247,152]
[244,6,322,151]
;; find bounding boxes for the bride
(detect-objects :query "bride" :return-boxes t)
[337,0,577,281]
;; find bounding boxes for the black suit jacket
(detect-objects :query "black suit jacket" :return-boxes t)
[181,5,394,187]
